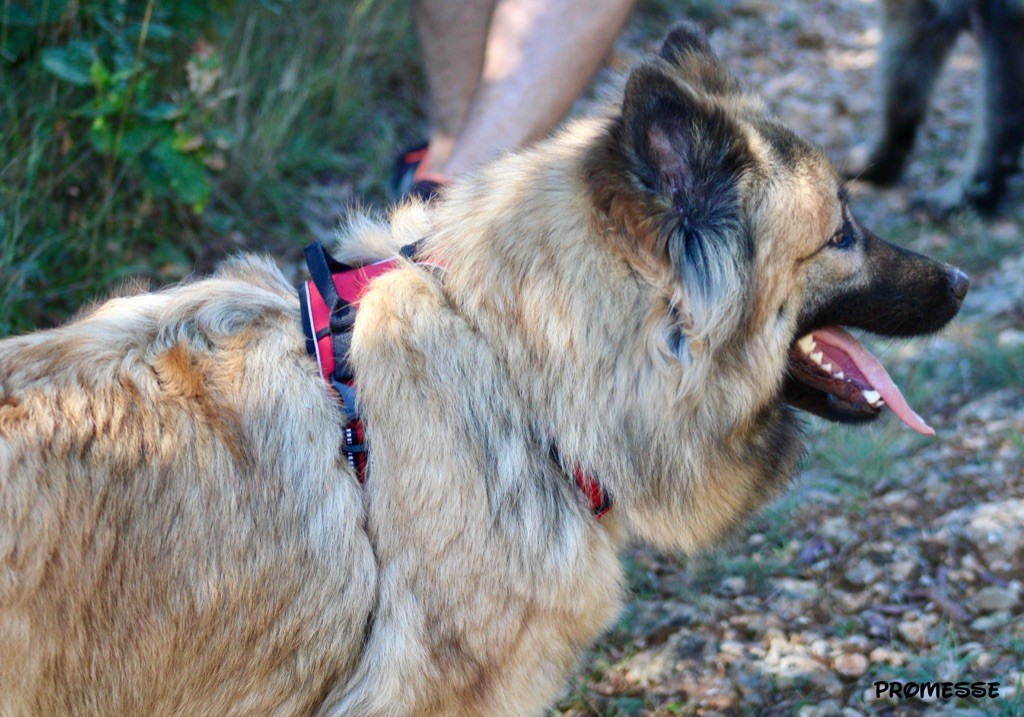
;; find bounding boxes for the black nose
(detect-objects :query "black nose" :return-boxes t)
[948,268,970,303]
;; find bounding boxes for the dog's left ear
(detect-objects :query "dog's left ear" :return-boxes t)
[621,62,753,343]
[657,22,740,95]
[658,21,715,59]
[622,63,736,196]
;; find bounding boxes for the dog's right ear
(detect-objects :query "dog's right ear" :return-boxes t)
[621,62,753,343]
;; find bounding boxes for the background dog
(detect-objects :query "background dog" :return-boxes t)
[0,24,966,717]
[846,0,1024,215]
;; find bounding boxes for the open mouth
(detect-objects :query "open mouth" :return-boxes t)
[786,326,934,436]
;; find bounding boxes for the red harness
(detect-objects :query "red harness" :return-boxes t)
[298,242,611,519]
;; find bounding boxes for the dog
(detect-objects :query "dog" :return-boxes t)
[846,0,1024,215]
[0,23,968,716]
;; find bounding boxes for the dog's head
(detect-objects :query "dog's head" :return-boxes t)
[585,22,967,433]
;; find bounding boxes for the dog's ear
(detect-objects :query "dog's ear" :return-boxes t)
[659,21,714,61]
[658,22,740,95]
[621,62,753,343]
[622,63,727,195]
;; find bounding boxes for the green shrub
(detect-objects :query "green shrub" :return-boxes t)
[1,0,237,335]
[0,0,419,337]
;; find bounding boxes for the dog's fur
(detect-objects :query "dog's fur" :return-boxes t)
[847,0,1024,214]
[0,25,966,716]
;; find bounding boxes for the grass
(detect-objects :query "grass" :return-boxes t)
[211,0,423,227]
[1,0,422,338]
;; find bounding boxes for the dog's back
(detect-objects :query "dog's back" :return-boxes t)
[0,257,375,715]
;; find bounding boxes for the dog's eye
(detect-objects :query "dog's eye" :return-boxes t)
[828,224,855,250]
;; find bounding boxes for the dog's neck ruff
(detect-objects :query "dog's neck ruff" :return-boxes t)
[297,241,611,520]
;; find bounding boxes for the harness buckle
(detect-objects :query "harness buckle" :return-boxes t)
[330,374,360,423]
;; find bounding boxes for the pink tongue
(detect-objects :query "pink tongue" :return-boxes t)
[812,327,935,436]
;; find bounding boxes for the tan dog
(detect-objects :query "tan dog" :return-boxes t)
[0,24,966,716]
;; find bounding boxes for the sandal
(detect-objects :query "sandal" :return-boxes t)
[389,141,450,202]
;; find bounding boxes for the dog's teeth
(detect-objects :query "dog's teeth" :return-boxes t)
[798,335,816,354]
[822,362,833,373]
[810,351,824,364]
[863,390,883,406]
[835,371,845,380]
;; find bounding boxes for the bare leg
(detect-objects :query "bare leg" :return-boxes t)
[848,0,966,185]
[437,0,637,177]
[415,0,498,174]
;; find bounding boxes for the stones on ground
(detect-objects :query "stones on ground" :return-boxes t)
[844,559,879,587]
[935,658,960,683]
[729,660,765,705]
[818,516,857,544]
[761,629,832,690]
[837,590,872,613]
[833,652,868,679]
[839,635,871,654]
[794,28,827,50]
[964,252,1024,317]
[798,699,842,717]
[1003,672,1023,700]
[810,671,845,698]
[729,611,782,638]
[627,601,701,641]
[970,610,1013,631]
[770,578,820,621]
[869,646,906,666]
[809,638,831,658]
[997,328,1024,348]
[972,651,998,669]
[719,576,748,596]
[771,578,819,599]
[937,499,1024,574]
[889,560,918,582]
[971,585,1020,612]
[733,0,777,17]
[897,619,929,646]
